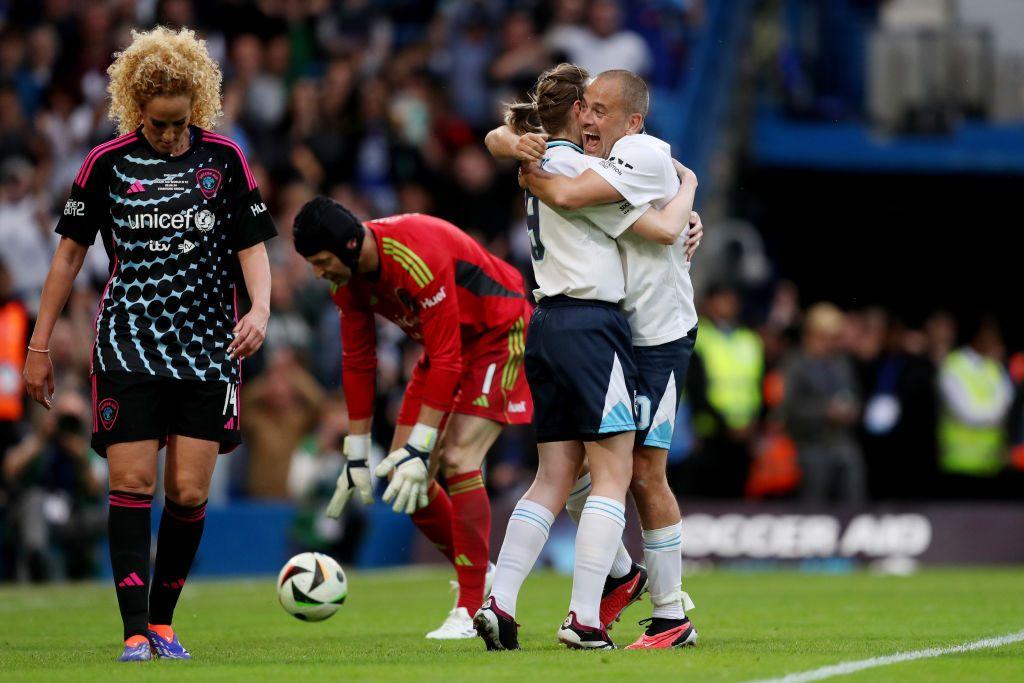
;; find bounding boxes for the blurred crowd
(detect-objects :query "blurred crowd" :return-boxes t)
[0,0,704,580]
[670,284,1024,505]
[1,0,1022,582]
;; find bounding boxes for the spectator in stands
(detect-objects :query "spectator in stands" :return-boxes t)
[0,258,30,579]
[938,316,1014,497]
[229,33,287,135]
[241,347,324,499]
[17,25,61,119]
[3,392,104,581]
[547,0,652,76]
[264,264,315,361]
[0,156,55,316]
[37,80,96,195]
[925,310,957,367]
[0,258,27,456]
[437,5,495,130]
[852,310,938,500]
[683,284,764,497]
[548,0,589,36]
[437,145,514,246]
[782,303,865,504]
[489,10,552,106]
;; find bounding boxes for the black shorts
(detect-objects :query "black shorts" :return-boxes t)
[525,295,638,443]
[634,325,698,449]
[90,371,241,457]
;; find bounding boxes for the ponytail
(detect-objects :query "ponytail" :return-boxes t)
[505,98,541,135]
[504,63,589,137]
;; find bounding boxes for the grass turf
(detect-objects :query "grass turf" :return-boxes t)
[1,567,1022,682]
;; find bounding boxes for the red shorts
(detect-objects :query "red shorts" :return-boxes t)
[398,311,533,426]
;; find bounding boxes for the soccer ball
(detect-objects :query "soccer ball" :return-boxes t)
[277,552,348,621]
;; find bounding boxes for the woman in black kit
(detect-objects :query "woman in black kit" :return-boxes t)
[23,27,275,662]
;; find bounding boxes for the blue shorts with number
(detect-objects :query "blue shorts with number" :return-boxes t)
[525,295,638,443]
[633,325,698,449]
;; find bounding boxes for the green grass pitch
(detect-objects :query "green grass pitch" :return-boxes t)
[1,567,1022,682]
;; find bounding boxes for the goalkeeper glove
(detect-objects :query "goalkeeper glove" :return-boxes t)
[325,434,373,518]
[374,423,438,514]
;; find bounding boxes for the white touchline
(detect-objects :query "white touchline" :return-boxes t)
[742,629,1024,683]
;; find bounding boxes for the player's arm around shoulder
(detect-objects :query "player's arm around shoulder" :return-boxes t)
[629,161,699,246]
[485,124,547,162]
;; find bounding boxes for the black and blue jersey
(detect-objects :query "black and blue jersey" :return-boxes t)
[55,126,276,383]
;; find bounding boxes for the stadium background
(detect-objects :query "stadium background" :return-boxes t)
[1,0,1023,583]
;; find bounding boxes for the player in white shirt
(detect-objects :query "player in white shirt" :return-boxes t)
[512,69,702,650]
[475,64,699,651]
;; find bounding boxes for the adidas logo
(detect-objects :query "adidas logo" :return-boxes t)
[126,180,145,195]
[454,554,474,567]
[118,572,144,588]
[472,395,489,408]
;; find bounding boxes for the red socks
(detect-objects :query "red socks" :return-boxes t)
[411,481,455,564]
[448,470,491,613]
[410,473,492,613]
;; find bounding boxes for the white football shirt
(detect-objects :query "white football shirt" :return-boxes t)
[529,140,649,303]
[591,134,699,346]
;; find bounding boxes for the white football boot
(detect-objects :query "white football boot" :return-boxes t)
[425,563,496,639]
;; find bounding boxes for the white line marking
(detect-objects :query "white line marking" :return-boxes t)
[743,629,1024,683]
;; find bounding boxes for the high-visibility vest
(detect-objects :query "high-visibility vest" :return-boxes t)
[0,300,28,421]
[939,350,1006,476]
[695,322,763,430]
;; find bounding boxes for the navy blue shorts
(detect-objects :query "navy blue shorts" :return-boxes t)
[525,295,638,443]
[633,325,698,449]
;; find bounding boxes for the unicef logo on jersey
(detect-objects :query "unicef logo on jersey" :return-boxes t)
[195,209,216,232]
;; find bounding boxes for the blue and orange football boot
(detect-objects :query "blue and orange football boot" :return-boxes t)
[118,635,152,662]
[146,624,192,659]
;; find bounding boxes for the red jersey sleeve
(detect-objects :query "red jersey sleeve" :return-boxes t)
[334,284,377,421]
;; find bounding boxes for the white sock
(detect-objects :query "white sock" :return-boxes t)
[642,521,686,619]
[489,499,554,619]
[566,475,632,579]
[568,496,625,628]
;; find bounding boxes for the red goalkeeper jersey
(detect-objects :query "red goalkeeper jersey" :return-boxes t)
[332,213,529,420]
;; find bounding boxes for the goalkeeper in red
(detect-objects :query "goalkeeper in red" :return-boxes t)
[293,198,533,638]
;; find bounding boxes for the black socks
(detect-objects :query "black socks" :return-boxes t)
[149,498,207,626]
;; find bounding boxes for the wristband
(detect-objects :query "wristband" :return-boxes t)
[343,434,371,461]
[27,346,50,354]
[407,423,439,454]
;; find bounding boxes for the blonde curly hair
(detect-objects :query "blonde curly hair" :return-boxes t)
[107,26,222,135]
